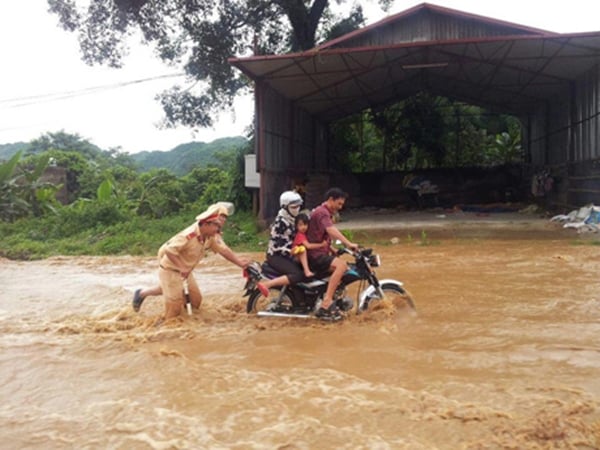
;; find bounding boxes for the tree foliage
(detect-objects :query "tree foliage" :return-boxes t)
[331,94,523,172]
[0,151,30,221]
[0,151,62,221]
[21,131,136,202]
[1,130,252,236]
[47,0,378,129]
[26,130,103,157]
[131,137,247,175]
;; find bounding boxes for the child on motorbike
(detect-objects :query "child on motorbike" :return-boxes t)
[291,213,328,278]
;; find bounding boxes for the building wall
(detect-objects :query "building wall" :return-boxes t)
[573,65,600,161]
[526,63,600,209]
[258,84,328,170]
[528,92,570,167]
[256,84,329,221]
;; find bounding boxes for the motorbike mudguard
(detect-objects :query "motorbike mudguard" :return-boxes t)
[358,279,404,312]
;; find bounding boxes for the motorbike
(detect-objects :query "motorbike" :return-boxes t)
[242,245,416,320]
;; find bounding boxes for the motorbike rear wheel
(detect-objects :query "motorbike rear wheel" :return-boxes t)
[246,287,294,314]
[363,282,416,312]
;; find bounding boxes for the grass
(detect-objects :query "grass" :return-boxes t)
[571,239,600,246]
[405,229,440,246]
[2,209,422,260]
[0,210,267,260]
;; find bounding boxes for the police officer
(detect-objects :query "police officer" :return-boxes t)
[133,202,251,320]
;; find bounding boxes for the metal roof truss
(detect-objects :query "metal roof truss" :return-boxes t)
[231,33,600,122]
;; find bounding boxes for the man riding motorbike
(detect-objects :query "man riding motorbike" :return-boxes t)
[306,187,359,320]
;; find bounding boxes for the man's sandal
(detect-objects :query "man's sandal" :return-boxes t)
[315,303,343,322]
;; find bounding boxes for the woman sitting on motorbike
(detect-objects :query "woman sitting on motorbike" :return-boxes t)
[256,191,323,296]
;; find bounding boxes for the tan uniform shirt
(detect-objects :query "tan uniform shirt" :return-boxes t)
[157,222,226,272]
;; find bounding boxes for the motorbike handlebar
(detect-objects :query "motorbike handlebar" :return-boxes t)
[243,261,262,280]
[336,245,361,257]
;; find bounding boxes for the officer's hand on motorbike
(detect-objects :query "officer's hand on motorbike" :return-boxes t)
[238,256,252,268]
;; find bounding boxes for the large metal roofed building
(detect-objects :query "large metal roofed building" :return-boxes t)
[229,2,600,221]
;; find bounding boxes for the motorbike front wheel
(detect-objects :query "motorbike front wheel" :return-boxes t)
[361,282,416,313]
[246,287,294,314]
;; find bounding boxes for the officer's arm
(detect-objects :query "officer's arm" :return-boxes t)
[215,243,250,268]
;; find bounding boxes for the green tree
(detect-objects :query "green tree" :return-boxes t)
[228,142,254,211]
[488,130,523,165]
[17,153,61,217]
[181,167,230,207]
[47,0,377,129]
[25,131,135,202]
[24,132,137,203]
[330,112,381,172]
[396,93,447,168]
[26,131,103,159]
[135,169,185,218]
[330,95,523,171]
[28,150,89,202]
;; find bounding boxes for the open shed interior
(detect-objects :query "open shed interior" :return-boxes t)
[230,3,600,220]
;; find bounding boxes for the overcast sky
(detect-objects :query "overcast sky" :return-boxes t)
[0,1,598,154]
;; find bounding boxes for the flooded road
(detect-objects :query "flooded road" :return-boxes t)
[1,224,600,449]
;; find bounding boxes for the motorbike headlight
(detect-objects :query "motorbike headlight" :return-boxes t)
[368,254,381,267]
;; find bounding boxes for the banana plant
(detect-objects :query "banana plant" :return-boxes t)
[0,151,61,220]
[0,152,29,221]
[19,154,61,217]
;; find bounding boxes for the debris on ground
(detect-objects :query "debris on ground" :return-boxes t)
[550,204,600,233]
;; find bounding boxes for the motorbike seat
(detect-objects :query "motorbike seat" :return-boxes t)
[261,261,330,285]
[260,261,281,279]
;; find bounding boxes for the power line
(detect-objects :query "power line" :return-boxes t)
[0,73,186,109]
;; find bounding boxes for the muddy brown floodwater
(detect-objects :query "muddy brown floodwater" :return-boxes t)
[1,212,600,449]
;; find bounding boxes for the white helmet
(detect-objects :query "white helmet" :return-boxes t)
[279,190,303,208]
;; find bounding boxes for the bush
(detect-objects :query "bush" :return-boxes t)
[0,205,266,260]
[221,210,266,250]
[50,201,128,237]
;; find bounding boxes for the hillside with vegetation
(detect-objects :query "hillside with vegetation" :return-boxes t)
[130,137,247,175]
[0,135,249,174]
[0,131,258,259]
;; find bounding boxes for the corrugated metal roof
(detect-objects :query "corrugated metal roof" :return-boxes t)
[316,2,557,50]
[230,3,600,121]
